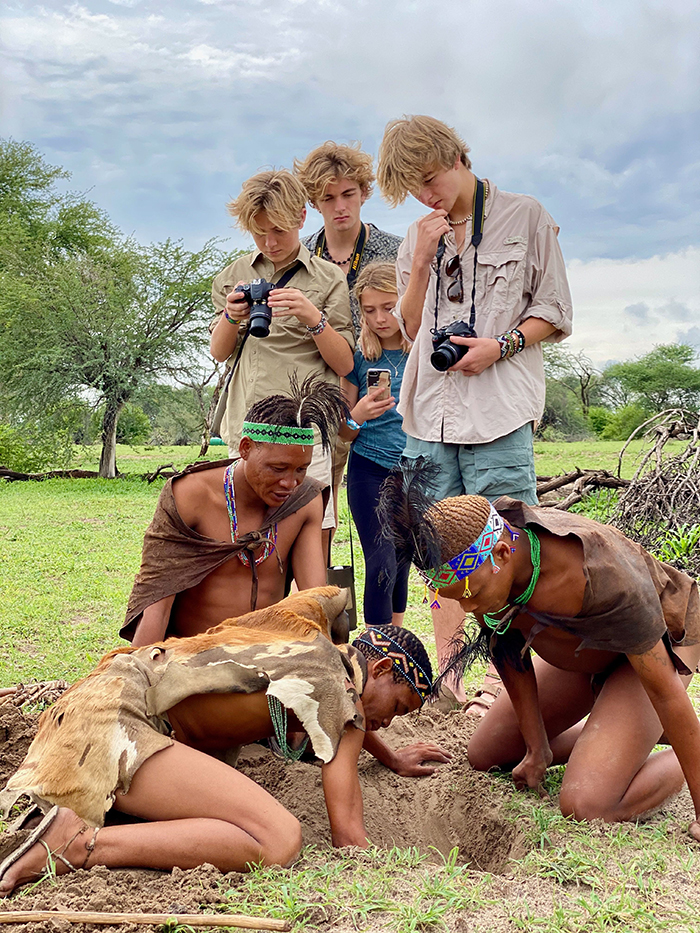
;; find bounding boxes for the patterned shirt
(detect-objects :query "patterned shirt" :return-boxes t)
[302,223,403,337]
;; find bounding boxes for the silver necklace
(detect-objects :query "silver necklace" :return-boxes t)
[379,349,407,379]
[448,180,490,226]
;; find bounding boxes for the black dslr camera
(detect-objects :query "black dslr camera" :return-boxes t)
[430,320,477,371]
[235,278,277,338]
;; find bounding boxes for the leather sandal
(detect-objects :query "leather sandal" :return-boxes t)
[463,671,502,717]
[0,806,98,892]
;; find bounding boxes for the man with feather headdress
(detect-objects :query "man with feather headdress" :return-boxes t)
[122,376,347,647]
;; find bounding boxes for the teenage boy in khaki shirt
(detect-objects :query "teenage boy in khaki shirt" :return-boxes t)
[377,115,573,703]
[211,169,355,535]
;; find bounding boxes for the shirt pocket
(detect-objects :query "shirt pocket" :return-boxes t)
[476,246,527,326]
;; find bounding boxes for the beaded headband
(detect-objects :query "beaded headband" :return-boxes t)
[354,627,432,705]
[418,503,505,589]
[241,421,315,446]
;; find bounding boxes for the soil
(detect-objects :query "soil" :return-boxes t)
[0,703,696,932]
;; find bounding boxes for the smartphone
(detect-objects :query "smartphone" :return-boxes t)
[366,368,391,400]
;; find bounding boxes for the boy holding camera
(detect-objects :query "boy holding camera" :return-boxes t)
[210,169,355,532]
[377,115,573,701]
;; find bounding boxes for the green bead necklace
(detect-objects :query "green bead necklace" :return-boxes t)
[483,526,541,635]
[267,694,309,762]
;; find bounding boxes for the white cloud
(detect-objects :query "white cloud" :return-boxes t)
[566,247,700,363]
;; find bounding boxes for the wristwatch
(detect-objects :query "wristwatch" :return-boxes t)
[346,417,366,431]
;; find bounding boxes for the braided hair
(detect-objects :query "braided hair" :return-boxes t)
[353,624,433,696]
[244,373,349,452]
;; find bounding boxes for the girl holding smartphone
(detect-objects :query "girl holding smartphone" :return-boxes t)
[340,263,412,627]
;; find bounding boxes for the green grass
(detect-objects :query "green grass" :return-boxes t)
[4,440,700,932]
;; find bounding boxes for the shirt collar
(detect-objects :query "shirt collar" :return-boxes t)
[251,241,313,277]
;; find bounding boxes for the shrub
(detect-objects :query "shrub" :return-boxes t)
[0,424,57,472]
[587,406,613,437]
[601,404,651,441]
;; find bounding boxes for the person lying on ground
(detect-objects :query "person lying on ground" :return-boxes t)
[0,588,450,897]
[379,460,700,839]
[122,376,346,647]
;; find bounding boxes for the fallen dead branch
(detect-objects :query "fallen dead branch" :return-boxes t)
[0,468,101,482]
[0,681,69,709]
[611,410,700,576]
[0,910,289,930]
[536,469,629,509]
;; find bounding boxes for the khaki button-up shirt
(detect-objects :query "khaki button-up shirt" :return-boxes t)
[394,183,573,446]
[212,243,354,450]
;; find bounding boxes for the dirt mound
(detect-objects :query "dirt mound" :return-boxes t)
[237,706,524,873]
[0,703,524,930]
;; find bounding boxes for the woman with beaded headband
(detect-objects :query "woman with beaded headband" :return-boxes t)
[379,459,700,840]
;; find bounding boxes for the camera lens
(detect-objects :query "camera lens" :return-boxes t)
[430,343,462,371]
[248,304,272,338]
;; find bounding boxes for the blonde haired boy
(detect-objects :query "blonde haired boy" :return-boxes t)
[377,115,574,704]
[295,142,402,337]
[210,169,355,532]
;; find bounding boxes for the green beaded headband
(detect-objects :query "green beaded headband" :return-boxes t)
[241,421,315,446]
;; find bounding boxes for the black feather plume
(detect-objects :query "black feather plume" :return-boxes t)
[376,456,444,570]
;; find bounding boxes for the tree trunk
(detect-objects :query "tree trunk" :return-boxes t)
[99,400,125,478]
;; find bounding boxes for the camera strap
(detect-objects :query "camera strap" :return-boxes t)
[433,177,486,333]
[314,223,368,290]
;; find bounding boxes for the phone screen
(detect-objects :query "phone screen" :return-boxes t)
[366,368,391,401]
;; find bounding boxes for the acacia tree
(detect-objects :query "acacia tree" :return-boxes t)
[603,344,700,414]
[2,237,227,476]
[543,345,604,417]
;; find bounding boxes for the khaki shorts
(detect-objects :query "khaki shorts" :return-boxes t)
[402,423,537,505]
[306,443,335,529]
[332,436,352,489]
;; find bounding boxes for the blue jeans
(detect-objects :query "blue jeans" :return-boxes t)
[402,422,537,504]
[347,451,410,626]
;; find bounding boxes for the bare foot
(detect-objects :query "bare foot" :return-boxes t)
[689,819,700,842]
[0,808,90,897]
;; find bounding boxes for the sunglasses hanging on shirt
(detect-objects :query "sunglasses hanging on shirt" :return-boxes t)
[432,177,486,337]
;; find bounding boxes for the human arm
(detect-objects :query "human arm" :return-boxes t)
[289,497,327,590]
[396,211,451,341]
[131,595,176,647]
[210,281,250,362]
[338,380,396,441]
[491,639,552,794]
[447,317,557,376]
[321,724,369,847]
[362,730,452,776]
[267,285,354,377]
[627,640,700,840]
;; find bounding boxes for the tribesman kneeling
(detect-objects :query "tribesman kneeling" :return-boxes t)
[379,460,700,840]
[0,587,436,896]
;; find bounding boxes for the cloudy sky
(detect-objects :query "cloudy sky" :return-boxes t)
[1,0,698,363]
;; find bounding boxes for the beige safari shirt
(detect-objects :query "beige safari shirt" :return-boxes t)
[394,182,573,445]
[212,243,355,450]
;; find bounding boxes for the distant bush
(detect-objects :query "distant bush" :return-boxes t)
[587,406,613,437]
[601,404,651,440]
[0,424,57,472]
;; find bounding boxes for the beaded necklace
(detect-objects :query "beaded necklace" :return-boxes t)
[483,527,540,635]
[267,694,309,761]
[223,462,277,567]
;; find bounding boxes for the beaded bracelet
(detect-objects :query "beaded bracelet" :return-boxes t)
[496,328,526,360]
[224,310,241,326]
[306,312,327,336]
